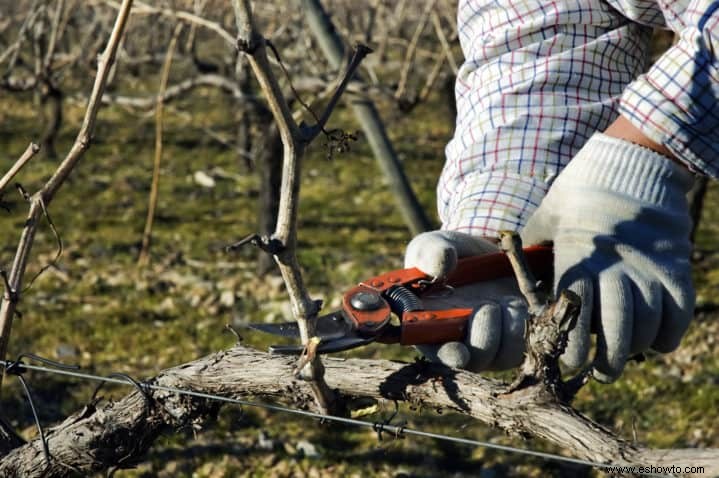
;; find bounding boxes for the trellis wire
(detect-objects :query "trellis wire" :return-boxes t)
[0,358,673,478]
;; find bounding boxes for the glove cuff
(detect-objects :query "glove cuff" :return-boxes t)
[556,133,694,208]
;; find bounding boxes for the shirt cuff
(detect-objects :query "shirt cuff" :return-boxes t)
[441,171,549,237]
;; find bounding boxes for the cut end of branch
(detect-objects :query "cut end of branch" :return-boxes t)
[236,34,263,55]
[224,324,243,344]
[225,233,285,255]
[0,143,41,196]
[498,230,543,311]
[351,43,373,59]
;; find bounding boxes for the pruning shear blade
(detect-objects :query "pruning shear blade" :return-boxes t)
[249,246,553,356]
[249,311,350,341]
[269,335,376,355]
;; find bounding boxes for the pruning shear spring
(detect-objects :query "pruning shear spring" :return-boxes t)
[250,246,553,355]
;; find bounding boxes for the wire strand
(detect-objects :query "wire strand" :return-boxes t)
[0,360,674,478]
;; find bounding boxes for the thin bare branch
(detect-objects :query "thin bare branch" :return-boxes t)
[0,143,40,196]
[230,0,334,414]
[97,73,260,109]
[416,50,446,106]
[430,9,457,74]
[301,44,372,142]
[42,0,66,72]
[394,0,436,101]
[499,231,543,312]
[137,23,184,268]
[0,0,134,385]
[102,0,235,47]
[41,0,133,202]
[0,0,42,71]
[301,0,433,234]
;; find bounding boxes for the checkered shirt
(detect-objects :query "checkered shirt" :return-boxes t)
[440,0,719,236]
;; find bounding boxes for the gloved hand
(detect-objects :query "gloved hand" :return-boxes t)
[404,231,529,370]
[521,133,695,382]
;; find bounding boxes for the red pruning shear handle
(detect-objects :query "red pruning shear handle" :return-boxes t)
[249,245,553,354]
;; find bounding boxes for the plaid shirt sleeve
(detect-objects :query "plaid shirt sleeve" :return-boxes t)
[619,0,719,176]
[441,0,719,236]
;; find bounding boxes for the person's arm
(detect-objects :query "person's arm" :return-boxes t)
[410,1,717,379]
[439,0,651,236]
[616,0,719,176]
[604,115,678,162]
[407,0,655,372]
[522,0,719,381]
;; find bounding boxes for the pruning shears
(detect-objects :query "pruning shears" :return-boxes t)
[250,246,553,355]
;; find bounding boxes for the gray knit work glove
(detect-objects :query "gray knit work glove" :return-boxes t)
[521,133,695,383]
[404,231,529,370]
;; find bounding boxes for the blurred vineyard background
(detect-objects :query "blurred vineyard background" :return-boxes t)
[0,1,717,476]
